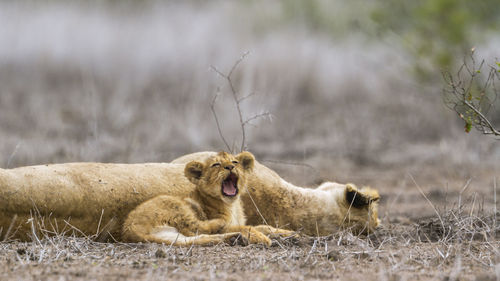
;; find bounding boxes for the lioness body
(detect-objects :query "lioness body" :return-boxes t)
[0,152,292,245]
[0,162,190,241]
[0,151,379,241]
[172,152,380,236]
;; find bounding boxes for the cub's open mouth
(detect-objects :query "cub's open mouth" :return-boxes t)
[221,173,238,197]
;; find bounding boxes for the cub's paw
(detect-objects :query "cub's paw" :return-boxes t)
[224,232,249,246]
[245,229,272,247]
[345,184,380,208]
[253,226,299,239]
[202,218,227,234]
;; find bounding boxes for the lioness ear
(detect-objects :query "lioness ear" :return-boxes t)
[185,161,204,184]
[236,151,255,171]
[345,184,379,208]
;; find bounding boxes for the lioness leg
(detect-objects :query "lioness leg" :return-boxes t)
[122,195,241,246]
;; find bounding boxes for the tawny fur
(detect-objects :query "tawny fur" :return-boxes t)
[0,151,378,241]
[0,162,188,241]
[172,152,380,236]
[122,151,294,246]
[0,152,293,246]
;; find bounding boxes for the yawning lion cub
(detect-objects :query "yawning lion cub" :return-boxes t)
[123,151,294,246]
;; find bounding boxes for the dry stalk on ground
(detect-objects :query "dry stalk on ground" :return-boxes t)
[1,189,498,281]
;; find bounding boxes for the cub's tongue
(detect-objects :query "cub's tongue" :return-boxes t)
[222,179,237,196]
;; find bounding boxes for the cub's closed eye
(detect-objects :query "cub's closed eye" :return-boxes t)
[211,163,221,167]
[232,161,239,164]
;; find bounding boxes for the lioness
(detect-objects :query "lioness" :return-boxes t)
[0,152,291,245]
[0,150,379,242]
[172,152,380,236]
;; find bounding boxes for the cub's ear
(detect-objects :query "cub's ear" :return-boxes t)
[236,151,255,171]
[185,161,204,184]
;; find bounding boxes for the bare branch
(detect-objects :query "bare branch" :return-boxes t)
[228,51,250,79]
[222,53,248,151]
[210,91,231,152]
[209,65,226,79]
[237,92,256,103]
[260,159,318,173]
[463,100,500,136]
[443,51,500,139]
[6,142,22,168]
[243,112,272,127]
[209,52,273,152]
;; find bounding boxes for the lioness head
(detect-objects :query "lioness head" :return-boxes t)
[185,151,255,203]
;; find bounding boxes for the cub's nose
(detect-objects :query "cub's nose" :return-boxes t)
[224,164,235,171]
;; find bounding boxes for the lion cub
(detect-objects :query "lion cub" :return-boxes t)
[122,151,294,246]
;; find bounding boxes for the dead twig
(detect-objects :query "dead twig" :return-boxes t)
[6,142,22,168]
[3,214,18,241]
[409,174,446,239]
[243,185,269,226]
[210,91,231,152]
[260,159,318,173]
[210,51,271,152]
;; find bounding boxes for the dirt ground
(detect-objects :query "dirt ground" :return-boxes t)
[0,165,498,281]
[0,237,497,281]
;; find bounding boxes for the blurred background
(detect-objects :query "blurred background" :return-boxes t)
[0,0,499,199]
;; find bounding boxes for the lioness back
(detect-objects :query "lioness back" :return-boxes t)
[0,162,192,241]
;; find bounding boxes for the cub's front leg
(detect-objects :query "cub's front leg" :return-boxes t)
[224,225,273,247]
[224,225,298,247]
[122,195,244,246]
[251,225,298,239]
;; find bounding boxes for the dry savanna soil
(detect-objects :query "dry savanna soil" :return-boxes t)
[0,168,498,281]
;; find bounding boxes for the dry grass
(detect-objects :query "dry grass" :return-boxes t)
[0,1,499,280]
[0,176,498,280]
[0,194,498,281]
